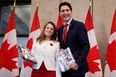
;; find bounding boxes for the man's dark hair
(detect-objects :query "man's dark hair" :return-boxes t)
[59,2,72,12]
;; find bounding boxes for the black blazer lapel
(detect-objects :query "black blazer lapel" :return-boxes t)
[66,19,75,44]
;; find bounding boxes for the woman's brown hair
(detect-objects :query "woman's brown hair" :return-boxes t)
[36,21,57,44]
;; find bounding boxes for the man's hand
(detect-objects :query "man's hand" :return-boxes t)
[69,63,79,70]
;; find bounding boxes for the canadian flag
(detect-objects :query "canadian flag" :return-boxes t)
[85,7,103,77]
[20,7,41,77]
[0,8,19,77]
[56,14,63,29]
[104,9,116,77]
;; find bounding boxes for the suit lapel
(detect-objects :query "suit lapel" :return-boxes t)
[59,19,75,48]
[66,19,75,43]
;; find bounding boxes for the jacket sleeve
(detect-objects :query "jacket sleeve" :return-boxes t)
[56,42,61,77]
[56,60,61,77]
[76,22,90,67]
[31,39,37,56]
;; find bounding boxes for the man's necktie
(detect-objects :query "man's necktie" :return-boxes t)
[63,24,68,43]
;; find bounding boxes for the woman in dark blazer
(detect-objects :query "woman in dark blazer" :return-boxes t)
[58,2,90,77]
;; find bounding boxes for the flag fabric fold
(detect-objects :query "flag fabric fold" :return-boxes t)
[104,9,116,77]
[0,7,19,77]
[20,7,41,77]
[85,7,103,77]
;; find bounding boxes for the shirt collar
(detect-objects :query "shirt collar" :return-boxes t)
[63,18,72,26]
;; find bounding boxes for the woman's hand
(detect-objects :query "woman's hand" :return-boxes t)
[19,51,25,58]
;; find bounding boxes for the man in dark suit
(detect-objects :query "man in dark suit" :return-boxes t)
[58,2,90,77]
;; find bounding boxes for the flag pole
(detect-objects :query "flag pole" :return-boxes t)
[89,0,92,7]
[89,0,93,17]
[36,0,39,16]
[37,0,39,7]
[14,0,16,8]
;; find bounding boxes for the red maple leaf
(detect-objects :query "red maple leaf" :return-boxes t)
[23,61,33,68]
[107,40,116,71]
[87,45,101,73]
[0,40,18,71]
[15,75,19,77]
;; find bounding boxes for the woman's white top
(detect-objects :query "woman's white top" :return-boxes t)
[31,40,61,77]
